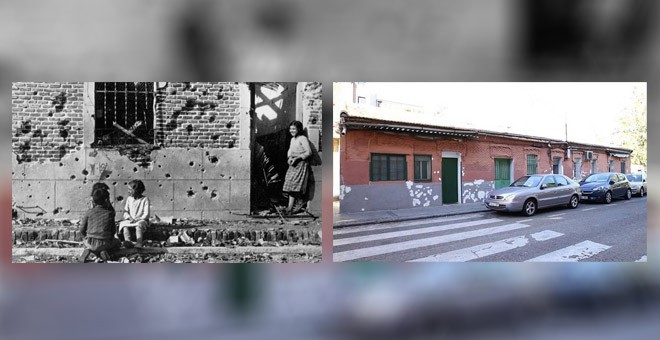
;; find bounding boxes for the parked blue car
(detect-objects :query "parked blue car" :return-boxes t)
[579,172,631,204]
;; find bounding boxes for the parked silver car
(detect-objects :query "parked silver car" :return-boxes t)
[484,174,581,216]
[626,173,647,197]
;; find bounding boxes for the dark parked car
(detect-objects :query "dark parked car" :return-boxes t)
[484,174,581,216]
[579,172,631,203]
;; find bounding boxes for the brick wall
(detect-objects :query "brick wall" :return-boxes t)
[12,82,85,163]
[157,82,241,148]
[341,129,630,185]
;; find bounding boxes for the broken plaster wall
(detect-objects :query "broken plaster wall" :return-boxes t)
[462,179,495,203]
[339,181,442,214]
[12,82,251,219]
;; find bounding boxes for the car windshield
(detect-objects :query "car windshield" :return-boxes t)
[626,174,643,182]
[511,176,542,187]
[584,173,610,183]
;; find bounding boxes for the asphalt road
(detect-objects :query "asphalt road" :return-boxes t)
[333,196,647,262]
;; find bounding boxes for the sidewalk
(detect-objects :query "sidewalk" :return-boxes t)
[333,200,490,228]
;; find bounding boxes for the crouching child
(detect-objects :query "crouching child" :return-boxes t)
[80,189,121,263]
[119,180,150,248]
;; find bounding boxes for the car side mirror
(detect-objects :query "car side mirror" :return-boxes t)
[609,181,615,185]
[540,184,547,189]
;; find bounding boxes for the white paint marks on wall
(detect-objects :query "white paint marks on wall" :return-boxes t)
[433,195,439,200]
[364,197,368,200]
[412,198,421,206]
[423,201,430,207]
[474,179,484,185]
[338,185,352,200]
[407,183,436,208]
[462,179,493,204]
[636,256,647,262]
[406,181,414,190]
[477,191,485,199]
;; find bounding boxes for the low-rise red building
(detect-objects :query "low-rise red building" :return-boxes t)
[338,111,631,213]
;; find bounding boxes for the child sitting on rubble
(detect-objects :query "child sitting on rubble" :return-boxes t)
[88,182,113,209]
[80,188,121,263]
[119,179,150,248]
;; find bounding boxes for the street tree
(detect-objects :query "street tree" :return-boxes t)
[614,87,646,169]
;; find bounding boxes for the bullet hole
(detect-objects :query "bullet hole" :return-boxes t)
[187,190,195,197]
[47,196,50,199]
[124,182,128,185]
[209,156,218,163]
[158,165,162,168]
[117,196,124,202]
[53,92,67,112]
[202,186,208,191]
[33,91,38,95]
[211,190,218,199]
[228,140,235,148]
[205,151,209,156]
[133,167,138,173]
[57,119,70,127]
[29,195,32,198]
[82,169,88,176]
[70,175,76,180]
[53,207,62,215]
[48,112,53,117]
[113,182,117,186]
[189,161,194,166]
[158,184,163,188]
[58,145,67,159]
[229,176,232,180]
[165,120,177,131]
[106,174,110,179]
[226,122,233,129]
[20,120,32,134]
[59,163,63,167]
[74,157,79,162]
[32,129,42,138]
[186,124,193,134]
[217,93,224,100]
[59,129,69,139]
[209,115,216,123]
[27,183,31,187]
[211,134,220,141]
[165,173,171,178]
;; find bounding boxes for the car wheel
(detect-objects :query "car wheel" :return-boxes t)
[568,195,579,209]
[625,189,632,200]
[604,191,612,204]
[639,187,645,197]
[523,199,537,216]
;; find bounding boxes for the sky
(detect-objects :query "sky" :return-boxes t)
[363,82,646,147]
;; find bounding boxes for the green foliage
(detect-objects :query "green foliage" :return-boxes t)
[614,87,647,168]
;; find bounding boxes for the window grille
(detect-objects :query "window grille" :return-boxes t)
[94,82,155,145]
[527,155,538,175]
[414,155,432,181]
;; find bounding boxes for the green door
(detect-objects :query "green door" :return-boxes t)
[442,158,458,204]
[494,158,511,189]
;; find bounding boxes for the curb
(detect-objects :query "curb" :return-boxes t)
[333,208,490,228]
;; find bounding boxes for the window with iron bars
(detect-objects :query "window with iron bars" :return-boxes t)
[526,154,538,175]
[94,82,155,146]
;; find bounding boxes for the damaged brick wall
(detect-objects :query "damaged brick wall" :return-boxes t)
[303,82,322,147]
[157,82,241,148]
[12,82,84,163]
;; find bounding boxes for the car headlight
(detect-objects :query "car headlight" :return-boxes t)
[502,194,515,201]
[594,186,607,192]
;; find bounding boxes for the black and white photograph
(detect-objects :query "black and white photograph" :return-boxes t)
[11,82,322,263]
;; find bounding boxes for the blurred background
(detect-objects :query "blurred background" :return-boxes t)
[2,0,659,339]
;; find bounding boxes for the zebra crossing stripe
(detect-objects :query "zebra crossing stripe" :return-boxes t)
[333,218,502,247]
[333,222,530,262]
[525,240,610,262]
[530,230,563,241]
[333,214,480,236]
[409,235,529,262]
